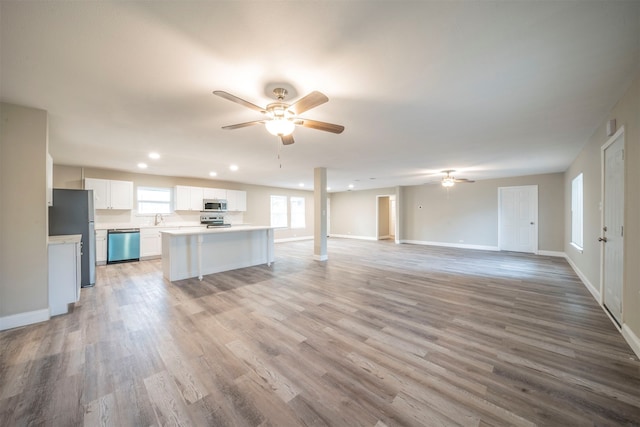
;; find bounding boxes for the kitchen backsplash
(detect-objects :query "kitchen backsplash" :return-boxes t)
[94,210,244,227]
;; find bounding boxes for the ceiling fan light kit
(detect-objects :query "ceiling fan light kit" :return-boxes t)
[265,118,295,136]
[440,170,475,187]
[213,87,344,145]
[441,177,455,187]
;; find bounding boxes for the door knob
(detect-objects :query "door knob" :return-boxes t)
[598,237,607,242]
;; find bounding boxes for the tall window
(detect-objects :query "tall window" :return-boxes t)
[270,195,288,227]
[290,196,305,229]
[137,187,172,214]
[571,173,583,250]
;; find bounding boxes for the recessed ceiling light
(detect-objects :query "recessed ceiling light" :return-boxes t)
[209,171,217,177]
[348,184,354,189]
[137,162,148,169]
[326,187,331,191]
[299,183,304,187]
[229,164,239,171]
[148,152,160,159]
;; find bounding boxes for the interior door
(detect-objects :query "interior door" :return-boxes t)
[602,128,625,325]
[498,185,538,253]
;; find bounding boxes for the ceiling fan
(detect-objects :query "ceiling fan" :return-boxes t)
[440,170,475,187]
[213,88,345,145]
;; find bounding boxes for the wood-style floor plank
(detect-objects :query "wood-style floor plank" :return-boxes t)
[1,238,640,426]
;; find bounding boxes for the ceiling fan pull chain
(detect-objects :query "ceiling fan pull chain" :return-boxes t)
[276,138,283,169]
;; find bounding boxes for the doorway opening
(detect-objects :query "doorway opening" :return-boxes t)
[376,195,396,241]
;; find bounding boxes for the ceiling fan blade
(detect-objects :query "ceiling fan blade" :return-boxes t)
[289,91,329,115]
[221,120,265,130]
[454,178,475,183]
[213,91,266,114]
[280,134,295,145]
[297,118,345,134]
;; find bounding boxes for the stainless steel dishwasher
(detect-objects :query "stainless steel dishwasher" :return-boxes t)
[107,229,140,264]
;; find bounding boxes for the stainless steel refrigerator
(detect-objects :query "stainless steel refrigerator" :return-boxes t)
[49,189,96,287]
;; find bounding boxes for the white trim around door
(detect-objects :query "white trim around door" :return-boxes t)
[600,126,625,326]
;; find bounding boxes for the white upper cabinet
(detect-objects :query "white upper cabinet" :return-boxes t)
[84,178,133,210]
[227,189,247,212]
[109,180,134,209]
[203,187,226,200]
[175,185,204,211]
[176,185,246,212]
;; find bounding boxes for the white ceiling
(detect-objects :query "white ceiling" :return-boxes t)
[2,1,639,192]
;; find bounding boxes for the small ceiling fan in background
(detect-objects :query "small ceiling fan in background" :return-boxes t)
[213,88,345,145]
[440,170,475,187]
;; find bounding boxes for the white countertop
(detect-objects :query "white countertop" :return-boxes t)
[48,234,82,245]
[160,225,276,236]
[94,222,255,231]
[95,222,202,230]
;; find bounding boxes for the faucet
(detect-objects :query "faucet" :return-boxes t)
[154,213,163,226]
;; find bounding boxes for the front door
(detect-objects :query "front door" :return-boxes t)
[498,185,538,253]
[602,128,625,325]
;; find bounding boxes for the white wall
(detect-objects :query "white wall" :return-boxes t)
[0,103,49,329]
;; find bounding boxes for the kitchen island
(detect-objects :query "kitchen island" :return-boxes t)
[160,225,276,281]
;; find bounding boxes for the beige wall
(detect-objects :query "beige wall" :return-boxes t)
[329,175,564,251]
[53,165,315,240]
[565,71,640,340]
[330,188,396,238]
[399,173,564,251]
[0,103,49,321]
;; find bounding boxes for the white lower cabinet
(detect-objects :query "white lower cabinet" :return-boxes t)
[48,235,81,316]
[140,227,179,258]
[96,230,107,265]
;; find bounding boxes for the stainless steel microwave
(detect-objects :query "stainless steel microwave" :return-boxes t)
[203,199,227,212]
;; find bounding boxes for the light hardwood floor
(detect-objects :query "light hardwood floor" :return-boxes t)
[1,239,640,426]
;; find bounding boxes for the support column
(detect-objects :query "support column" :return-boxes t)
[314,167,328,261]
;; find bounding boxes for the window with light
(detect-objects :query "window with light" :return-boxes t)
[137,187,172,214]
[270,195,288,228]
[290,197,305,229]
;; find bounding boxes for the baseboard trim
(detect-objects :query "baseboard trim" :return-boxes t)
[537,250,566,257]
[275,236,313,243]
[564,255,640,359]
[314,254,328,261]
[400,240,500,252]
[564,255,601,302]
[0,308,50,331]
[330,234,377,241]
[622,324,640,360]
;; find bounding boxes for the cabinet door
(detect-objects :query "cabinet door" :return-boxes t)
[95,230,107,263]
[109,180,133,209]
[190,187,204,211]
[48,243,77,316]
[140,229,162,257]
[175,186,191,211]
[85,178,109,210]
[227,190,247,211]
[235,190,247,211]
[203,187,227,200]
[74,242,82,302]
